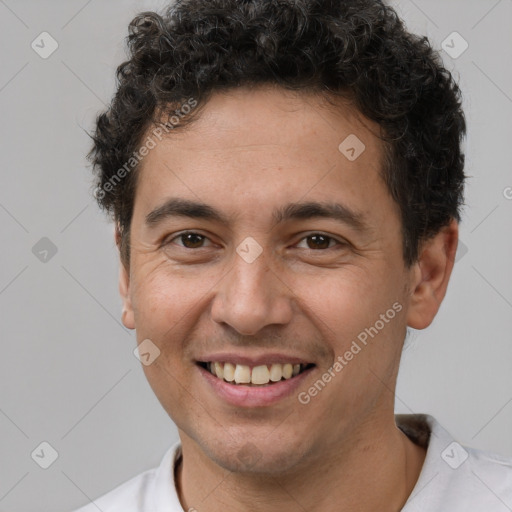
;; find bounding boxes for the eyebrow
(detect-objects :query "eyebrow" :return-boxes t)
[145,198,370,232]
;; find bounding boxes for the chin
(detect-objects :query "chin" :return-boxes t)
[202,436,309,475]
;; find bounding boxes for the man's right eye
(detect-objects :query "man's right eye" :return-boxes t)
[166,232,213,249]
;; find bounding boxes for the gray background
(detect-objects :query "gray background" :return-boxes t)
[0,1,511,511]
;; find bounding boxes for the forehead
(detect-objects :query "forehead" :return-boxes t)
[150,86,383,160]
[133,86,391,225]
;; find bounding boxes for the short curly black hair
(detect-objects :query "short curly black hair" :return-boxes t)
[88,0,466,269]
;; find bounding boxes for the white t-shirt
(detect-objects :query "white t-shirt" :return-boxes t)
[72,414,512,511]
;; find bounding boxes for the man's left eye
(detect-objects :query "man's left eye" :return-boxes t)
[296,234,341,250]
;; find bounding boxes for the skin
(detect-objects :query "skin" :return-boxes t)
[118,85,458,511]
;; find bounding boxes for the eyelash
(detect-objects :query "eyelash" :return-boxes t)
[164,231,345,251]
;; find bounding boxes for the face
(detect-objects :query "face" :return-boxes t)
[119,86,424,475]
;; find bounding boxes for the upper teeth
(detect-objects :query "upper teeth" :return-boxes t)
[207,362,304,385]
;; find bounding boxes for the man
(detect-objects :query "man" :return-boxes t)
[75,0,512,510]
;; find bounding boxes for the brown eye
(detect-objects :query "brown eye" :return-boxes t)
[180,233,205,248]
[168,232,211,249]
[299,234,338,250]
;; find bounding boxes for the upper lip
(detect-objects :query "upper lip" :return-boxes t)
[196,352,314,367]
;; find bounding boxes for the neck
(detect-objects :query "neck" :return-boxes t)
[175,414,426,512]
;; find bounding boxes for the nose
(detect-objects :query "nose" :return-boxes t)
[210,250,294,336]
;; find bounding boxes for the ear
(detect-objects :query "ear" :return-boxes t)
[116,225,135,330]
[406,219,459,330]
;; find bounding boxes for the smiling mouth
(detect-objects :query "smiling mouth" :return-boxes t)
[197,361,315,386]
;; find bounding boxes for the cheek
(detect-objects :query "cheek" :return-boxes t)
[141,359,193,428]
[293,266,394,337]
[130,262,204,330]
[129,261,226,370]
[294,265,406,390]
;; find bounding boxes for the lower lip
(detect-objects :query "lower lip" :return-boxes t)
[198,365,315,407]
